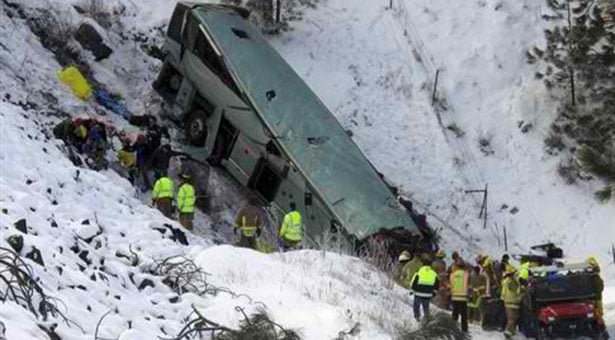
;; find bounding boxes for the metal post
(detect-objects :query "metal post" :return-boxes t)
[483,184,488,229]
[503,226,508,252]
[431,69,441,106]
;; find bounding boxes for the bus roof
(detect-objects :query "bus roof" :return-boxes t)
[193,5,417,238]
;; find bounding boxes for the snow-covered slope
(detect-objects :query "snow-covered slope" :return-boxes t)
[269,0,615,280]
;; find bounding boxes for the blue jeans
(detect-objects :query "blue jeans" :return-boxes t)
[413,296,431,321]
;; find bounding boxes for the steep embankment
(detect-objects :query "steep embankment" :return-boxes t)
[270,0,615,282]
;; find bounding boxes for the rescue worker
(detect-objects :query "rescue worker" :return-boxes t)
[496,254,513,282]
[117,140,137,184]
[134,129,162,190]
[152,172,174,217]
[399,251,423,289]
[588,257,605,328]
[410,255,439,321]
[279,202,303,251]
[234,199,265,249]
[501,266,525,339]
[395,251,412,287]
[468,265,487,323]
[176,174,196,230]
[83,122,109,170]
[148,144,188,179]
[432,250,449,309]
[450,261,470,332]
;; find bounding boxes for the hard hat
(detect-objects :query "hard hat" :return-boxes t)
[588,256,600,271]
[399,251,411,262]
[436,250,446,259]
[505,266,517,276]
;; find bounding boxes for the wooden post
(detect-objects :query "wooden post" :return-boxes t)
[483,184,488,230]
[276,0,281,24]
[464,184,488,229]
[567,1,576,106]
[431,69,441,106]
[612,243,615,264]
[504,226,508,252]
[389,0,393,10]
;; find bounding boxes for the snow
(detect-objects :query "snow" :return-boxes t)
[0,0,614,338]
[269,0,615,276]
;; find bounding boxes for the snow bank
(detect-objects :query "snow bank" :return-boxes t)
[195,245,415,339]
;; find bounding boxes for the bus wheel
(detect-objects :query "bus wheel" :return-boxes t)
[185,110,208,147]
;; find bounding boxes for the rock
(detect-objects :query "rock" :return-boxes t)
[76,223,101,242]
[25,246,44,266]
[74,21,113,61]
[138,279,155,291]
[163,224,188,246]
[7,234,23,253]
[79,250,92,265]
[510,207,519,215]
[14,218,27,234]
[50,220,58,228]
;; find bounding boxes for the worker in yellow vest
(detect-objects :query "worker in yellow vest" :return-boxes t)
[176,174,196,230]
[432,250,449,309]
[588,257,605,328]
[410,255,439,321]
[450,261,470,332]
[501,266,525,339]
[279,202,303,251]
[234,199,265,249]
[468,265,487,323]
[152,172,174,217]
[117,139,137,184]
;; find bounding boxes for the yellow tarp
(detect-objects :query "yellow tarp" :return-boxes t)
[58,66,93,100]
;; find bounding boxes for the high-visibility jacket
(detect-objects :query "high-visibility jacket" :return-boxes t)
[74,124,88,139]
[152,177,174,199]
[177,184,196,213]
[450,268,469,301]
[235,205,263,237]
[411,265,439,298]
[118,148,136,168]
[400,257,422,289]
[501,276,525,309]
[280,210,302,241]
[518,262,530,280]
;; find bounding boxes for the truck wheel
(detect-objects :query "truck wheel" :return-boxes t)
[185,110,208,147]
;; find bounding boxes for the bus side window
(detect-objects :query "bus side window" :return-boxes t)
[182,14,199,51]
[168,4,188,42]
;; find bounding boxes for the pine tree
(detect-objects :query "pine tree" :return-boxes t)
[530,0,615,202]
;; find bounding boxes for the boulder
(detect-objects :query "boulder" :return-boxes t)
[74,20,112,61]
[7,234,23,253]
[14,218,27,234]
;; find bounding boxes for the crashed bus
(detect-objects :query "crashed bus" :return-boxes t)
[154,2,437,253]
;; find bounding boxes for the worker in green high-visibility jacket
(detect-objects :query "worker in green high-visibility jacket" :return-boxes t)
[176,173,196,230]
[234,198,265,249]
[279,202,303,251]
[152,172,174,217]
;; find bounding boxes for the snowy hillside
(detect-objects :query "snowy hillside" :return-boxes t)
[1,0,614,338]
[269,0,615,278]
